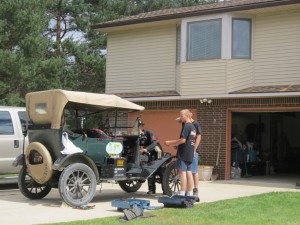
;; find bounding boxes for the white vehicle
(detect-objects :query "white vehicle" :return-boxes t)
[0,106,29,174]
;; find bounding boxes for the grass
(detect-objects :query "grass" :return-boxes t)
[41,192,300,225]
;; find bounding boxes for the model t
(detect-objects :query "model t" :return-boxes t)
[13,89,180,207]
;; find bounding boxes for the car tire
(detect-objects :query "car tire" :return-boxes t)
[118,180,142,193]
[58,163,97,207]
[162,160,181,196]
[18,166,52,199]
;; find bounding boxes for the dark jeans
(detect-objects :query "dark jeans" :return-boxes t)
[148,174,156,192]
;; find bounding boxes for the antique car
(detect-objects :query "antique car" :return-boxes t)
[13,89,180,207]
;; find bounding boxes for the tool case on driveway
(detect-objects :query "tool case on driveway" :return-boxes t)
[158,195,200,208]
[111,198,150,212]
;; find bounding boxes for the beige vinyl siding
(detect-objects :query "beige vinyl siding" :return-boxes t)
[180,60,253,95]
[180,60,227,95]
[175,65,181,93]
[106,25,176,94]
[253,10,300,86]
[226,60,253,93]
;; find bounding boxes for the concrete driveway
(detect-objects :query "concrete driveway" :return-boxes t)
[0,179,166,225]
[0,175,299,225]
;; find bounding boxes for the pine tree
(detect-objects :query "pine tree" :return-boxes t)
[0,0,52,105]
[0,0,218,106]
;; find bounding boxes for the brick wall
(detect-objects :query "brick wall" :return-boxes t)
[198,105,227,179]
[137,96,300,179]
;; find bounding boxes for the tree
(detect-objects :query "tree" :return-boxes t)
[45,0,106,93]
[0,0,218,106]
[0,0,53,105]
[0,0,106,105]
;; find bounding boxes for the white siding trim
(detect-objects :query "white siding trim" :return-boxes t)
[223,14,232,59]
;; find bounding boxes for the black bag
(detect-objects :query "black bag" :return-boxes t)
[158,195,199,208]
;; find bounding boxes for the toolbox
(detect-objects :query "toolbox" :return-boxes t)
[111,198,151,211]
[158,195,200,208]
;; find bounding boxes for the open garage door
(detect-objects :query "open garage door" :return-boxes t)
[231,111,300,176]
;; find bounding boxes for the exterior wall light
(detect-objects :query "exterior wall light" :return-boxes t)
[199,98,212,104]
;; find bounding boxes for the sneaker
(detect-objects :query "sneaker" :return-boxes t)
[147,190,155,194]
[186,191,193,196]
[171,191,185,197]
[193,188,198,196]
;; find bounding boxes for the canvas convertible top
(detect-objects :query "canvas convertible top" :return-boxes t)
[26,89,144,129]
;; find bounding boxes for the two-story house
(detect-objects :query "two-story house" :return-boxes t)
[93,0,300,180]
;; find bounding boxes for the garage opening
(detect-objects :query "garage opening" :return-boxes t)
[231,111,300,177]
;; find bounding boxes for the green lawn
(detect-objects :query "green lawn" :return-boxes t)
[42,192,300,225]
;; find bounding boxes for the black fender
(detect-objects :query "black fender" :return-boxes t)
[12,154,24,167]
[52,153,100,181]
[139,153,175,179]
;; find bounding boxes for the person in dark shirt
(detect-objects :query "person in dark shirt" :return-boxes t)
[176,112,201,196]
[140,129,163,194]
[165,109,196,196]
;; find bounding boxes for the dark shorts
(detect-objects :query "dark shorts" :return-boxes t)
[176,159,192,171]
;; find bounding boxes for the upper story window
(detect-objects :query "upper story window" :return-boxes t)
[232,18,251,59]
[187,19,222,61]
[180,15,252,62]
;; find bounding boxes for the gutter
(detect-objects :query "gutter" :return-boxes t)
[124,92,300,102]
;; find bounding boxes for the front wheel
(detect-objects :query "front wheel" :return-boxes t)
[118,180,142,193]
[18,166,52,199]
[58,163,97,207]
[162,160,181,196]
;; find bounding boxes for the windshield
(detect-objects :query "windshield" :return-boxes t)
[63,108,140,136]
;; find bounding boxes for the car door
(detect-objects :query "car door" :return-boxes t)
[0,109,23,174]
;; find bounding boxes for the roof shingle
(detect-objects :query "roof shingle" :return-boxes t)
[230,85,300,94]
[93,0,299,29]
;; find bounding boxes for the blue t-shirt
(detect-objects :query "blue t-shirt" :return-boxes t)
[177,122,196,163]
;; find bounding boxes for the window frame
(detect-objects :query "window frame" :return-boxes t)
[186,18,222,61]
[231,18,252,59]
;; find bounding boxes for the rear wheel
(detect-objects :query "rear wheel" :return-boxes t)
[18,166,52,199]
[162,160,180,196]
[118,180,142,193]
[59,163,97,207]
